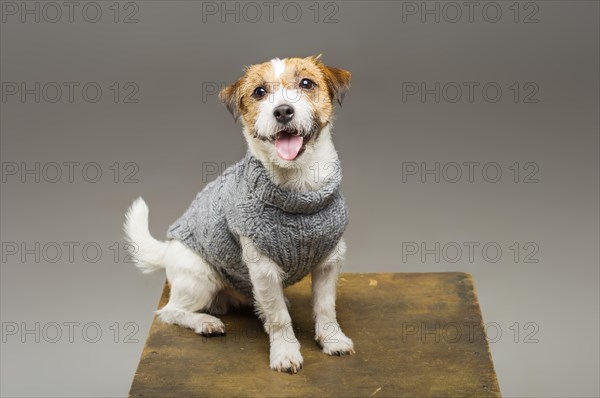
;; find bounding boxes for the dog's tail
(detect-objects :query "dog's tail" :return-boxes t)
[123,197,169,274]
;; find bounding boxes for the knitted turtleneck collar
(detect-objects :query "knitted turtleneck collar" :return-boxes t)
[242,152,342,215]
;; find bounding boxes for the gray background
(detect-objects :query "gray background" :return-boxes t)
[1,1,598,396]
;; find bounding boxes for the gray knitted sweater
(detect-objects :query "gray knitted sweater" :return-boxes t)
[166,153,349,295]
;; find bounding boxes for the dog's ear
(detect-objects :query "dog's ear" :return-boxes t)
[319,64,351,106]
[219,79,243,122]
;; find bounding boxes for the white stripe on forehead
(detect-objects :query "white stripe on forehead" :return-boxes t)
[271,58,286,78]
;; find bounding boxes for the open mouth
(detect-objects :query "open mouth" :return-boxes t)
[273,129,311,161]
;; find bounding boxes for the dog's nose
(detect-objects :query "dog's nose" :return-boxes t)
[273,105,294,124]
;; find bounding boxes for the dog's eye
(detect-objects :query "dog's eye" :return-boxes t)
[252,86,267,98]
[299,78,315,89]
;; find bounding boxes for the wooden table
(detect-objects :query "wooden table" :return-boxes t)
[129,273,501,397]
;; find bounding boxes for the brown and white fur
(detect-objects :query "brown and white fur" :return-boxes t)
[124,56,353,374]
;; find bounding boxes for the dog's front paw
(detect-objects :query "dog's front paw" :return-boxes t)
[318,331,355,356]
[193,314,226,336]
[270,340,303,374]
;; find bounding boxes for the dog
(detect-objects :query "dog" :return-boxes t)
[124,55,353,374]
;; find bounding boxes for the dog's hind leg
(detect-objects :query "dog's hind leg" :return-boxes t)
[156,240,226,335]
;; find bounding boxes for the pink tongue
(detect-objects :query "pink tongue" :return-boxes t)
[275,132,304,160]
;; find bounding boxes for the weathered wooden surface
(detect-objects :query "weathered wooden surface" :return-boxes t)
[129,273,501,397]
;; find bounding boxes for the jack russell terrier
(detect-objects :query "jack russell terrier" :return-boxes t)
[124,55,353,374]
